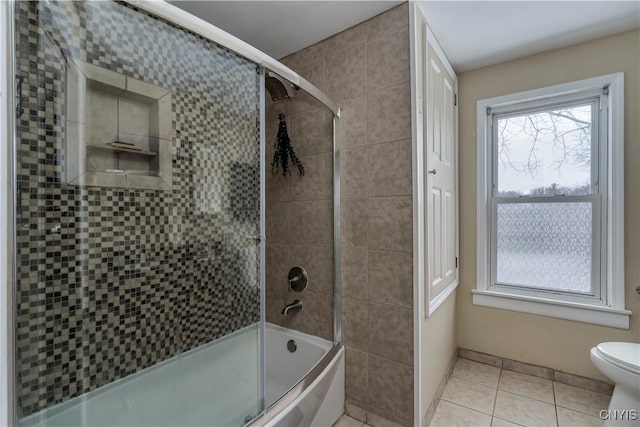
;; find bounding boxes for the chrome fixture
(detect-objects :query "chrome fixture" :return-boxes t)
[281,299,303,315]
[266,72,297,101]
[288,266,308,292]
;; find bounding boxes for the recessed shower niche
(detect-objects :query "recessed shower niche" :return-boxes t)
[66,59,173,190]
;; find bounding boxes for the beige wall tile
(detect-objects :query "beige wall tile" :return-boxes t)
[269,5,414,424]
[342,146,369,199]
[441,376,497,415]
[452,358,501,388]
[290,152,332,201]
[285,42,325,71]
[280,290,332,340]
[499,370,554,404]
[346,347,369,404]
[265,168,290,202]
[367,83,411,144]
[342,297,369,352]
[368,250,412,308]
[368,139,412,197]
[430,400,492,427]
[367,354,413,421]
[326,45,366,102]
[342,198,369,248]
[367,26,410,90]
[556,407,603,427]
[339,96,367,149]
[368,196,412,252]
[365,2,409,38]
[342,126,368,151]
[290,245,330,295]
[494,391,557,427]
[342,248,368,301]
[288,108,332,156]
[325,22,367,52]
[368,303,413,365]
[290,200,332,247]
[553,382,610,418]
[266,201,290,244]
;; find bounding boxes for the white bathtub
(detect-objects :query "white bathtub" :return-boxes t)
[19,323,344,427]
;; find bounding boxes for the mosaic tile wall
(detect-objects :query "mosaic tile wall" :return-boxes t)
[14,0,261,417]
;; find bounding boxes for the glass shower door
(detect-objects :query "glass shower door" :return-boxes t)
[13,1,264,425]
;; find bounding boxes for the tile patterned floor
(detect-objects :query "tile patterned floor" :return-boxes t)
[430,358,611,427]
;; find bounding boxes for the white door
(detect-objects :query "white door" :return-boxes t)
[425,29,458,301]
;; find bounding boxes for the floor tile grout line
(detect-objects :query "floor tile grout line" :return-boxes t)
[553,381,560,427]
[496,386,556,406]
[439,397,494,417]
[492,367,502,417]
[497,389,557,407]
[555,403,607,419]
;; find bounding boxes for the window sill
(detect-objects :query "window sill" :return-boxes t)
[471,289,631,329]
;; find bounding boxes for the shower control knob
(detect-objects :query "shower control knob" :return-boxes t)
[288,266,308,292]
[428,169,437,175]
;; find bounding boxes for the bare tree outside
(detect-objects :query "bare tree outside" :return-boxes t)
[496,103,593,197]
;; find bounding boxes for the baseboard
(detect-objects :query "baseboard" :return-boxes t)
[459,348,614,395]
[421,347,459,427]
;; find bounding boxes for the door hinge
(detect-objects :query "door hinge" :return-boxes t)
[454,94,457,106]
[455,257,458,268]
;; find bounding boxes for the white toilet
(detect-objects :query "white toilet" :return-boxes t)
[590,342,640,426]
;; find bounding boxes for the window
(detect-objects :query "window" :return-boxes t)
[474,74,629,329]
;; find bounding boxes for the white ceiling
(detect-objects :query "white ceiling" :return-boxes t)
[419,1,640,72]
[170,1,403,59]
[170,1,640,72]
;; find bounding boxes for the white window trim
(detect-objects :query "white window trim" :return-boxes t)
[474,73,630,329]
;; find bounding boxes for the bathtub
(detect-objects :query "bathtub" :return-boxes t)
[19,323,344,427]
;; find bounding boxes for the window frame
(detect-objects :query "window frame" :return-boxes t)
[474,73,630,329]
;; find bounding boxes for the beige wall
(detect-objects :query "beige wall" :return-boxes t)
[413,6,460,424]
[420,293,456,423]
[281,3,415,425]
[457,29,640,380]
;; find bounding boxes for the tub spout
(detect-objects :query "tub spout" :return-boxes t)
[282,299,303,315]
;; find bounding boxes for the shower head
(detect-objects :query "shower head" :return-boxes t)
[266,72,296,101]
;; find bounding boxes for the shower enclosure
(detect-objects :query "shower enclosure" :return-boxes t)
[2,1,342,426]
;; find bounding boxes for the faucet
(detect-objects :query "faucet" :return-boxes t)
[282,299,303,316]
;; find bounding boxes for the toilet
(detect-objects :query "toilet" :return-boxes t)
[590,342,640,426]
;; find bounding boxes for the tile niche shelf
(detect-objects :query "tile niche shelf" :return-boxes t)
[66,59,173,190]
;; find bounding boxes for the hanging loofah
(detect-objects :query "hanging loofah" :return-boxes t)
[271,113,304,177]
